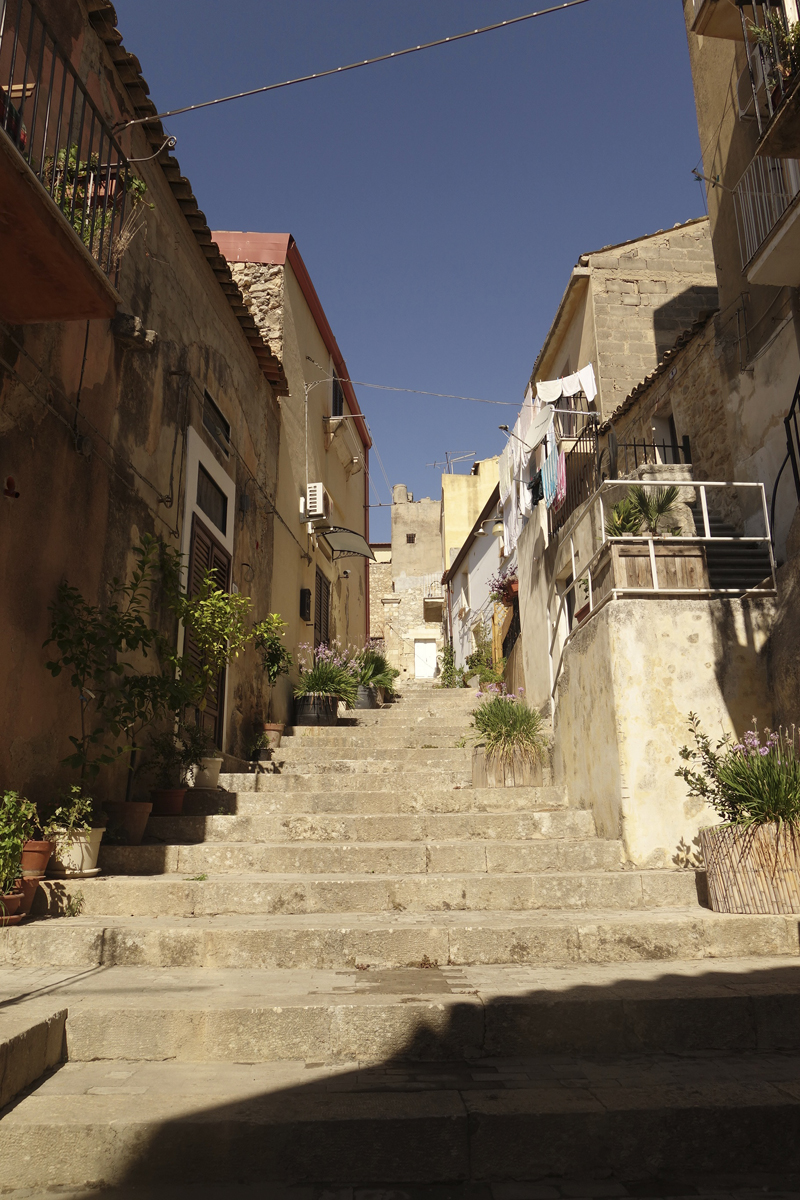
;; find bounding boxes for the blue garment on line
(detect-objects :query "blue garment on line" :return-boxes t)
[541,432,558,509]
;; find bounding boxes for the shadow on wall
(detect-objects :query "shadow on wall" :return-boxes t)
[23,954,800,1193]
[705,596,777,734]
[652,287,718,361]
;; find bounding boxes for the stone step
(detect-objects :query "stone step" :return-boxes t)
[7,958,795,1065]
[4,1050,800,1188]
[98,834,626,878]
[222,770,472,791]
[184,784,568,815]
[254,759,473,778]
[148,808,590,844]
[5,908,795,970]
[38,866,697,918]
[286,730,470,745]
[274,746,472,763]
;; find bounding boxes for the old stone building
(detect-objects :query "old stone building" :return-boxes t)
[0,0,288,798]
[213,232,372,722]
[530,218,719,420]
[441,456,500,569]
[370,486,445,679]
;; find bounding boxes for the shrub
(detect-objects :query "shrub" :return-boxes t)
[471,689,547,764]
[252,614,294,686]
[355,646,400,693]
[294,644,359,707]
[606,485,681,537]
[0,791,38,895]
[465,624,505,687]
[39,786,99,848]
[676,713,800,829]
[438,644,466,689]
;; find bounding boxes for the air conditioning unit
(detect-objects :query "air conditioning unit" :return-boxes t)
[306,482,332,521]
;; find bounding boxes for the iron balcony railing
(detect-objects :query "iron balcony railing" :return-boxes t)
[733,152,800,268]
[421,573,444,600]
[546,479,776,702]
[738,2,800,136]
[547,417,600,539]
[0,0,132,280]
[614,437,692,475]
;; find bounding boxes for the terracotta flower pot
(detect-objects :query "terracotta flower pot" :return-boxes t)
[21,839,54,876]
[48,828,105,877]
[0,891,24,926]
[574,602,590,626]
[101,800,152,846]
[294,695,339,726]
[149,788,187,816]
[15,874,43,917]
[262,724,284,749]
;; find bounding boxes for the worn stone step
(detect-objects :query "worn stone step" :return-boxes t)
[5,908,796,971]
[274,747,472,763]
[222,770,472,791]
[286,730,470,746]
[37,866,697,918]
[6,958,797,1066]
[184,784,568,816]
[256,759,472,778]
[3,1050,800,1189]
[97,833,625,877]
[148,809,591,844]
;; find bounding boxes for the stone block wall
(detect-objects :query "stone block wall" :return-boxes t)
[368,559,393,637]
[228,262,284,362]
[381,588,444,681]
[589,220,718,418]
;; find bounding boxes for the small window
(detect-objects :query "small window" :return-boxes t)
[203,390,230,455]
[406,533,416,544]
[331,374,344,419]
[197,464,228,534]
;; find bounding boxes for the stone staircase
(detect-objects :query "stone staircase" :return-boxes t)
[1,682,800,1193]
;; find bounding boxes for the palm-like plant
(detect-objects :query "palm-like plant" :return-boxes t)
[605,485,681,537]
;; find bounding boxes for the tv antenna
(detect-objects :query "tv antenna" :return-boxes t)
[425,451,475,474]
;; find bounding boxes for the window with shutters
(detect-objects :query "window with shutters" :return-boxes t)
[184,514,232,747]
[314,569,331,647]
[331,374,344,419]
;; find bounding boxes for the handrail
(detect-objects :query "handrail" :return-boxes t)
[545,479,776,701]
[0,0,131,279]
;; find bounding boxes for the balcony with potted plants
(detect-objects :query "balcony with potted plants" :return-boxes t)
[0,0,135,322]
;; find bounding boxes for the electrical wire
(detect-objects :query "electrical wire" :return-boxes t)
[116,1,593,131]
[348,379,519,406]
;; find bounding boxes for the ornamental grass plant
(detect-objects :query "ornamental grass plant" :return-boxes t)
[677,713,800,830]
[471,686,547,765]
[294,642,359,708]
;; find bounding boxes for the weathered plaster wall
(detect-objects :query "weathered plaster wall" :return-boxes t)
[391,490,441,583]
[368,549,392,638]
[552,597,776,868]
[451,530,502,670]
[441,459,499,570]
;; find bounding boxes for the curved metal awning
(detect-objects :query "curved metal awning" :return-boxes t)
[320,526,376,560]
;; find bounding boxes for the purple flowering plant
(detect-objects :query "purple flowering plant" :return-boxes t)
[488,568,518,606]
[677,713,800,828]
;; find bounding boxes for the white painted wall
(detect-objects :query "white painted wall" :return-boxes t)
[451,531,505,669]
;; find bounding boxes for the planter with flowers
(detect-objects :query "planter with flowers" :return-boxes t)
[677,714,800,914]
[0,790,37,924]
[252,613,294,747]
[42,786,106,879]
[294,642,359,725]
[489,568,519,609]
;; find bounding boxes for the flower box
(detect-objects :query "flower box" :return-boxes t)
[699,823,800,914]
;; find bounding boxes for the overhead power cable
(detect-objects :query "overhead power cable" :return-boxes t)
[347,379,520,406]
[117,0,592,130]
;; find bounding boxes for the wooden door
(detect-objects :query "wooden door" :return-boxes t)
[185,514,231,748]
[314,570,330,647]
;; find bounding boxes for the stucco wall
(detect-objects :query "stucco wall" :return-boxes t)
[441,459,499,569]
[552,597,776,868]
[451,528,502,670]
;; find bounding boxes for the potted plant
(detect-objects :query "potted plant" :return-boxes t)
[470,686,548,788]
[489,568,519,608]
[42,786,105,879]
[250,731,273,764]
[354,646,400,709]
[0,790,36,925]
[252,614,294,747]
[294,643,358,725]
[140,721,211,816]
[677,714,800,914]
[574,578,590,626]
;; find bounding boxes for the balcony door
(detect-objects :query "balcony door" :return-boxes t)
[185,514,231,748]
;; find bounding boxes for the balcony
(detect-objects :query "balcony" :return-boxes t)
[730,3,800,157]
[689,0,762,40]
[733,152,800,284]
[0,0,129,322]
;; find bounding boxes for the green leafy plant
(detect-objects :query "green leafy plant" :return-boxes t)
[294,659,359,708]
[39,786,98,849]
[145,721,212,789]
[748,12,800,83]
[64,891,85,918]
[605,485,681,537]
[355,647,400,693]
[44,535,196,781]
[250,731,272,757]
[252,614,294,686]
[465,624,505,687]
[677,714,800,830]
[0,791,38,895]
[173,578,253,709]
[43,145,150,262]
[438,643,466,689]
[471,689,547,765]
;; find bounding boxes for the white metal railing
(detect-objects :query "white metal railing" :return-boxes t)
[733,153,800,268]
[546,480,777,701]
[422,572,444,599]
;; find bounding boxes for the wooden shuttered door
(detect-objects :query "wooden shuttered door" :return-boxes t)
[185,514,232,747]
[314,569,330,648]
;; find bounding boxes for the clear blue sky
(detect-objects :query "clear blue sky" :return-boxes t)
[112,0,704,541]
